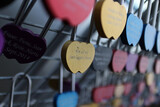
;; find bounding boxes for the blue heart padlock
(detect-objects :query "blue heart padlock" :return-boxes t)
[139,0,158,51]
[153,31,160,54]
[54,91,79,107]
[121,0,143,46]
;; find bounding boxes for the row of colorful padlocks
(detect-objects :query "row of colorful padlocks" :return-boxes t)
[0,0,160,107]
[48,47,160,107]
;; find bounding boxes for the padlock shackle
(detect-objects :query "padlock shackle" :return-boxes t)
[96,36,101,46]
[128,0,134,14]
[17,0,37,26]
[95,71,100,87]
[59,62,64,94]
[14,0,30,25]
[145,0,152,24]
[72,73,76,91]
[59,61,76,92]
[70,27,77,41]
[115,38,121,50]
[151,0,159,27]
[40,16,54,38]
[87,12,94,43]
[9,73,32,107]
[87,0,97,43]
[157,11,160,30]
[138,0,144,19]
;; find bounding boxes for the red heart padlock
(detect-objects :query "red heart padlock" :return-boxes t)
[92,87,106,103]
[137,81,145,94]
[124,83,132,96]
[148,95,155,104]
[105,85,115,99]
[138,56,149,73]
[92,85,115,103]
[112,50,128,72]
[155,59,160,74]
[44,0,95,26]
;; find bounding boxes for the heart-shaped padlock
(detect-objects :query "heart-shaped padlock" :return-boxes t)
[94,0,127,39]
[61,17,95,73]
[1,0,51,63]
[44,0,95,26]
[121,0,143,46]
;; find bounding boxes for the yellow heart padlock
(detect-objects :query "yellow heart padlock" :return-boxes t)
[94,0,127,39]
[79,103,98,107]
[112,98,122,107]
[114,84,124,98]
[145,72,154,86]
[138,98,144,106]
[61,26,95,73]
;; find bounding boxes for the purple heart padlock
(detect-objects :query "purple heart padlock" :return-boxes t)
[126,54,138,72]
[2,24,46,63]
[0,30,5,55]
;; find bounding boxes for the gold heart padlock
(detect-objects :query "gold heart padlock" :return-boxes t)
[94,0,127,39]
[112,98,122,107]
[61,26,95,73]
[145,72,154,86]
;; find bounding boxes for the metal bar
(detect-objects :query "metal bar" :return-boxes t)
[151,0,159,27]
[14,0,30,24]
[138,0,144,19]
[96,36,101,45]
[128,0,134,13]
[41,56,60,60]
[40,16,54,38]
[31,76,59,80]
[158,10,160,30]
[72,73,76,91]
[3,99,53,107]
[0,15,88,40]
[0,76,59,80]
[145,0,152,23]
[70,27,77,41]
[60,62,63,94]
[32,98,53,104]
[87,10,94,43]
[0,89,53,96]
[95,71,99,87]
[18,0,37,26]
